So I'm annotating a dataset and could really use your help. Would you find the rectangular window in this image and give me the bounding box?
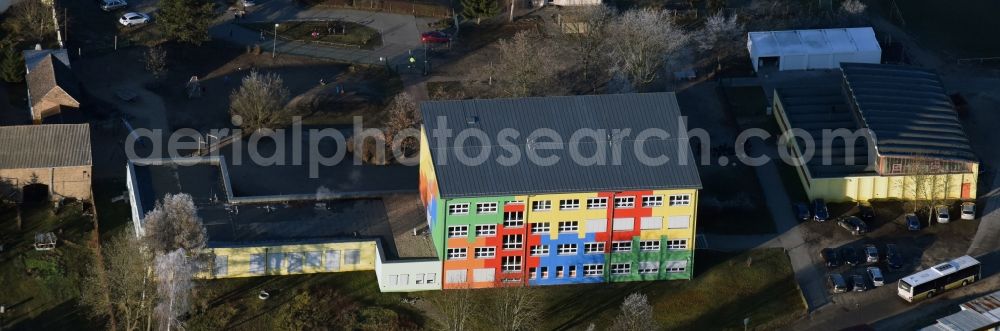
[642,195,664,207]
[585,219,607,233]
[669,194,691,206]
[473,268,495,282]
[530,245,549,256]
[448,225,469,238]
[474,247,496,258]
[639,240,660,252]
[665,260,688,273]
[587,197,608,209]
[532,200,552,211]
[639,262,659,274]
[529,267,537,279]
[560,199,580,210]
[287,252,304,273]
[611,263,631,275]
[569,265,577,278]
[540,267,549,279]
[415,273,425,284]
[477,202,498,214]
[503,212,524,228]
[556,266,564,278]
[668,216,690,229]
[584,242,605,254]
[612,241,632,252]
[476,224,497,236]
[531,222,550,234]
[249,254,265,275]
[449,203,470,215]
[426,273,436,284]
[398,274,409,285]
[557,244,578,255]
[640,217,663,230]
[388,275,398,285]
[666,239,688,250]
[614,196,635,208]
[502,256,522,272]
[613,218,634,231]
[344,250,361,265]
[447,248,468,260]
[558,221,579,232]
[213,255,228,277]
[325,250,341,271]
[507,200,525,205]
[268,252,283,272]
[583,264,604,277]
[305,251,322,269]
[503,235,523,250]
[446,269,467,283]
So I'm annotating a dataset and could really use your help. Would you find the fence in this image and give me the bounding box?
[315,0,452,18]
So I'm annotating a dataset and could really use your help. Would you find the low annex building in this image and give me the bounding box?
[419,93,702,289]
[23,48,81,124]
[747,27,881,72]
[772,63,978,202]
[0,124,92,202]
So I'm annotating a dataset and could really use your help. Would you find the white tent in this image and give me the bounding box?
[747,27,881,72]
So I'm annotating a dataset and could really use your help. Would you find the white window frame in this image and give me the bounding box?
[503,234,523,250]
[640,217,663,230]
[669,194,691,206]
[558,221,579,233]
[557,244,578,255]
[449,203,470,215]
[612,241,632,252]
[446,269,467,283]
[531,222,550,234]
[503,212,525,228]
[474,247,496,259]
[642,195,664,207]
[665,260,688,273]
[559,199,580,210]
[584,242,605,254]
[502,256,522,273]
[583,264,604,277]
[666,239,688,250]
[611,263,631,275]
[447,248,467,260]
[532,200,552,211]
[639,240,660,252]
[475,224,497,236]
[586,197,608,209]
[614,196,635,208]
[530,245,549,256]
[639,261,659,274]
[447,225,468,238]
[477,202,498,214]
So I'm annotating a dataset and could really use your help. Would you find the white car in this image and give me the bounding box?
[867,267,884,287]
[242,0,256,6]
[119,12,150,26]
[961,202,976,220]
[936,205,950,224]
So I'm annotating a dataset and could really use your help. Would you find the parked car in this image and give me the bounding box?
[822,248,842,268]
[962,202,976,220]
[795,203,811,222]
[852,274,868,292]
[100,0,126,11]
[813,199,830,222]
[119,12,150,26]
[828,273,848,293]
[936,205,951,223]
[886,244,903,269]
[838,216,869,235]
[420,31,451,44]
[867,267,885,287]
[241,0,256,6]
[906,213,921,231]
[858,204,875,222]
[841,246,860,266]
[863,244,879,263]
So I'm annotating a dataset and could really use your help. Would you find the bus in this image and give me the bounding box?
[898,255,981,302]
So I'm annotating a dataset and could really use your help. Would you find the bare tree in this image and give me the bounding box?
[154,249,196,331]
[229,70,291,133]
[487,31,562,98]
[80,228,158,331]
[428,286,474,331]
[610,293,658,331]
[479,283,541,331]
[142,193,207,255]
[559,5,616,92]
[145,45,168,80]
[2,0,54,42]
[840,0,867,15]
[606,8,690,90]
[698,13,744,60]
[384,92,421,153]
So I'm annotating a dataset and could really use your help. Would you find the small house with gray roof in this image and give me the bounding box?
[23,48,81,124]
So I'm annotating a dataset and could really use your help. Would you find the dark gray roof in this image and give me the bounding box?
[420,93,702,198]
[0,124,92,169]
[25,53,81,108]
[841,63,976,162]
[776,85,877,178]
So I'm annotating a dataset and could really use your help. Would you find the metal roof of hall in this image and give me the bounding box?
[420,93,702,199]
[840,63,976,162]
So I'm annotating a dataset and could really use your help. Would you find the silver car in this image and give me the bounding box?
[100,0,126,11]
[936,205,950,224]
[962,202,976,220]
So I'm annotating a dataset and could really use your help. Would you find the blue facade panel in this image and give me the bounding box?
[529,232,607,286]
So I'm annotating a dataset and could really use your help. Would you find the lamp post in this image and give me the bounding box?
[272,23,279,58]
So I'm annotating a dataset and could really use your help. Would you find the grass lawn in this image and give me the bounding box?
[242,21,382,50]
[0,201,99,330]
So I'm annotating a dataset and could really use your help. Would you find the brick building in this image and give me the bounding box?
[0,124,92,202]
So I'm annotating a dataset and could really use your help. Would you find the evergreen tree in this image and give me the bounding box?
[0,41,25,83]
[156,0,215,45]
[461,0,499,24]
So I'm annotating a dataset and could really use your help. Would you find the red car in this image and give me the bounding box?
[421,31,450,44]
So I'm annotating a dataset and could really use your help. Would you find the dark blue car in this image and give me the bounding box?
[906,213,921,231]
[813,199,829,222]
